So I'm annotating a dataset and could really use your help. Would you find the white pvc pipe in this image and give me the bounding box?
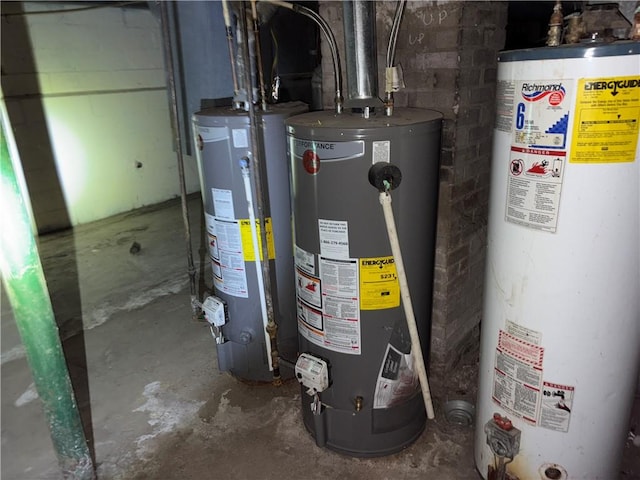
[379,191,435,419]
[240,159,274,371]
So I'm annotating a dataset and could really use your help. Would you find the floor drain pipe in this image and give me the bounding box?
[369,163,436,420]
[0,105,95,479]
[240,157,274,373]
[159,2,198,317]
[239,3,281,383]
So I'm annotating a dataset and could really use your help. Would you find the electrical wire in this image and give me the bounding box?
[270,28,279,83]
[386,0,406,68]
[2,1,144,17]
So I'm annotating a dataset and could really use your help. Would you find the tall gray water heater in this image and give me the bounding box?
[193,101,307,382]
[287,108,442,456]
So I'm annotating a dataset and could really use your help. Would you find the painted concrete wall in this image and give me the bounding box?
[1,2,202,232]
[319,0,508,378]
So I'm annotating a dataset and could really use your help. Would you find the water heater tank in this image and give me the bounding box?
[193,101,307,382]
[475,42,640,479]
[287,108,442,456]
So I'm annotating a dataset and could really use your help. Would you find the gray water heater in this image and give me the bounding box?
[287,108,442,456]
[193,101,307,382]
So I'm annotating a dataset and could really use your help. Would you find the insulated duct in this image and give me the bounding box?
[342,0,383,111]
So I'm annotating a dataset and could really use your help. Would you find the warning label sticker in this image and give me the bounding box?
[239,218,275,261]
[297,256,361,355]
[205,213,248,298]
[318,257,360,355]
[373,344,418,409]
[498,330,544,368]
[505,147,566,233]
[492,330,544,424]
[570,76,639,163]
[359,256,400,310]
[505,79,572,233]
[540,381,575,433]
[295,245,315,275]
[298,300,323,332]
[296,268,321,309]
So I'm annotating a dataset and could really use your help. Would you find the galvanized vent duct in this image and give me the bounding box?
[342,0,383,112]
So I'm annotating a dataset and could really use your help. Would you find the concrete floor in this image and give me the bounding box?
[2,195,639,479]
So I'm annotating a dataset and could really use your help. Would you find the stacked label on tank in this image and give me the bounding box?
[205,212,248,298]
[295,244,361,355]
[504,79,570,233]
[492,329,544,424]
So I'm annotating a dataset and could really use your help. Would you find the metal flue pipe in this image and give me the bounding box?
[342,0,383,112]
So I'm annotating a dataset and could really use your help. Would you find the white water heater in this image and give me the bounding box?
[475,41,640,479]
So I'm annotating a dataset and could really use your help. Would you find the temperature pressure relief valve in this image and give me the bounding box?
[295,353,330,395]
[368,162,402,192]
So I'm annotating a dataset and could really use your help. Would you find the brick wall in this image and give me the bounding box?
[319,1,507,381]
[1,2,201,231]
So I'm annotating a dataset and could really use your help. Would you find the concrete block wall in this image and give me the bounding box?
[1,2,200,232]
[319,1,507,380]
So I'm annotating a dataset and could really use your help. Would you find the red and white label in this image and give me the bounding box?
[498,330,544,368]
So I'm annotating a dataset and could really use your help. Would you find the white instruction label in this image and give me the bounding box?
[212,188,235,220]
[492,330,544,424]
[295,245,315,275]
[539,381,574,433]
[297,256,361,355]
[232,128,248,148]
[318,219,349,259]
[372,141,391,164]
[495,80,516,133]
[505,78,571,233]
[373,344,418,409]
[505,148,565,233]
[505,319,542,345]
[206,215,248,298]
[296,268,321,309]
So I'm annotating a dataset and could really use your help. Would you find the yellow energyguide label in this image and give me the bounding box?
[570,76,639,163]
[240,217,275,261]
[359,256,400,310]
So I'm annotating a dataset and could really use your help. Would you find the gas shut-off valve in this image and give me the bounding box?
[485,413,521,458]
[202,295,228,344]
[295,353,330,395]
[485,413,521,478]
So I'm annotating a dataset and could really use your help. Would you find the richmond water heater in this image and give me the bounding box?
[475,42,640,479]
[287,108,442,456]
[193,101,307,382]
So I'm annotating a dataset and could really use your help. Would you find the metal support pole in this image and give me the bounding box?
[239,2,281,383]
[0,109,95,479]
[159,2,198,316]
